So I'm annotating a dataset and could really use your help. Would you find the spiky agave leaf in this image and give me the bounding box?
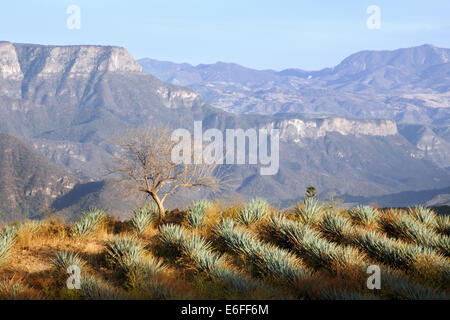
[268,215,365,273]
[259,244,309,284]
[161,223,265,295]
[0,278,27,299]
[158,224,189,249]
[348,206,379,226]
[407,206,438,228]
[180,233,226,275]
[318,213,355,244]
[319,214,448,281]
[182,234,214,253]
[140,256,166,276]
[212,266,271,295]
[71,207,107,238]
[105,235,145,273]
[214,218,261,258]
[266,214,300,246]
[237,198,268,226]
[186,200,211,228]
[124,255,167,290]
[435,215,450,236]
[0,226,18,268]
[293,226,364,272]
[383,271,449,300]
[140,278,175,300]
[354,231,432,270]
[129,203,158,235]
[18,220,43,236]
[380,212,450,256]
[295,197,323,224]
[80,276,126,300]
[185,246,225,274]
[51,251,86,275]
[214,219,310,284]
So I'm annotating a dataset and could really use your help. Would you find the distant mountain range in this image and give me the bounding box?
[0,41,449,221]
[139,44,450,125]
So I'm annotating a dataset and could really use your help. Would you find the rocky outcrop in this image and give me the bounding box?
[0,42,203,109]
[12,43,142,76]
[0,42,23,80]
[264,118,398,143]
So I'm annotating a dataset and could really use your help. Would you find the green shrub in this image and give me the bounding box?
[318,213,355,244]
[268,215,365,273]
[295,198,323,224]
[71,208,106,238]
[105,235,145,273]
[80,276,125,300]
[237,198,268,226]
[354,231,430,270]
[125,255,166,290]
[435,215,450,236]
[380,213,450,256]
[0,227,18,268]
[348,206,379,226]
[407,206,437,228]
[186,200,211,228]
[383,271,449,300]
[129,203,158,235]
[319,214,449,281]
[158,224,188,251]
[51,251,86,275]
[214,219,310,285]
[159,223,265,295]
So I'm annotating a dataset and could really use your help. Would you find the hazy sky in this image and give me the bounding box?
[1,0,450,70]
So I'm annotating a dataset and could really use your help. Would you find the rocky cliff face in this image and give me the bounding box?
[0,42,206,137]
[265,118,398,143]
[14,42,141,75]
[399,124,450,169]
[0,42,22,80]
[0,42,143,98]
[0,42,201,112]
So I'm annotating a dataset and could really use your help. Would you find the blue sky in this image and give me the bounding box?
[1,0,450,70]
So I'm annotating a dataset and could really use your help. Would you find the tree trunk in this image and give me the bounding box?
[150,192,165,223]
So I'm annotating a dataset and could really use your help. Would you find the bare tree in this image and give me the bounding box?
[111,127,224,222]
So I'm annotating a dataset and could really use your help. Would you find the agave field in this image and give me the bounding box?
[0,200,448,300]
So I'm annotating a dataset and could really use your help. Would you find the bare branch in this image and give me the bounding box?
[109,126,228,222]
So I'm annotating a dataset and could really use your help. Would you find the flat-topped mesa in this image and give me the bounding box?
[0,42,142,79]
[265,117,398,142]
[16,43,142,75]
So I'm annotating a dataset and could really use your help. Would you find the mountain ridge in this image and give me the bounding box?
[138,44,450,124]
[0,42,449,221]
